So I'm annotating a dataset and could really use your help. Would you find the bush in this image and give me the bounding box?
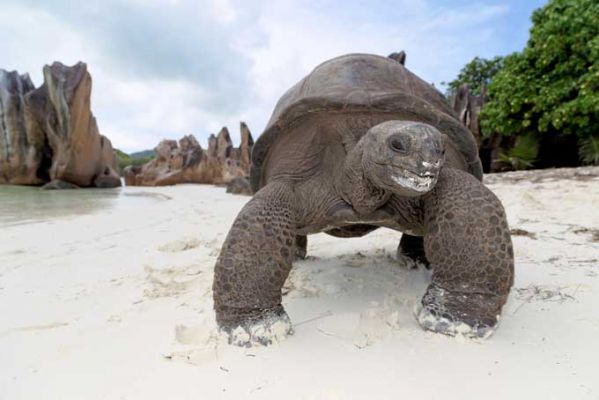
[579,136,599,165]
[497,134,539,170]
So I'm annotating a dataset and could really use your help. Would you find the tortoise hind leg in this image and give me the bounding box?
[397,234,430,269]
[295,235,308,260]
[213,181,299,346]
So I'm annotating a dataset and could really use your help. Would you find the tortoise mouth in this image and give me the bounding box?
[390,168,438,192]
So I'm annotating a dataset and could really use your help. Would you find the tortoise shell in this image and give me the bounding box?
[250,53,482,192]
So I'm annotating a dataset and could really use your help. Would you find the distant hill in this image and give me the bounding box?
[114,149,156,175]
[130,149,155,159]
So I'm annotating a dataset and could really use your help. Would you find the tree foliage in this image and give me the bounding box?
[444,56,504,96]
[115,149,154,174]
[481,0,599,141]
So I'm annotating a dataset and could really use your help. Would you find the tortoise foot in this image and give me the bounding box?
[218,307,293,347]
[295,246,307,261]
[416,306,496,339]
[396,252,429,270]
[415,283,500,339]
[397,235,430,269]
[295,235,308,260]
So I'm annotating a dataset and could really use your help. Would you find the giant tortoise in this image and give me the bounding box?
[213,53,514,346]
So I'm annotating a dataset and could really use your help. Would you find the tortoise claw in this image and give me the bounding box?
[218,308,293,347]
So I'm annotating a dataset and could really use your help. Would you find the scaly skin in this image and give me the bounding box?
[419,168,514,337]
[213,121,514,346]
[213,181,297,345]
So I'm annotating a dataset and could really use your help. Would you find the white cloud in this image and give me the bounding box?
[238,0,510,134]
[0,4,97,85]
[0,0,513,152]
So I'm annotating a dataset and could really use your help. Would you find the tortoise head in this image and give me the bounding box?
[361,121,445,197]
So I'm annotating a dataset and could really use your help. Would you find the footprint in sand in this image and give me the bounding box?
[143,264,203,298]
[162,323,224,366]
[158,238,201,253]
[174,323,218,345]
[1,322,69,336]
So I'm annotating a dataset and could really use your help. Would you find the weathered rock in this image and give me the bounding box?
[0,70,41,184]
[216,127,233,161]
[451,83,501,173]
[452,84,484,145]
[207,134,218,158]
[41,180,80,190]
[226,176,252,195]
[123,165,142,186]
[125,124,254,187]
[93,134,121,187]
[0,62,121,188]
[239,122,254,170]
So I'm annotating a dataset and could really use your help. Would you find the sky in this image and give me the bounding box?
[0,0,547,153]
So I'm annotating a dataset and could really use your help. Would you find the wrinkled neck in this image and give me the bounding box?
[338,141,390,214]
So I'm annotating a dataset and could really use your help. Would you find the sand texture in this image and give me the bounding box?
[1,167,598,399]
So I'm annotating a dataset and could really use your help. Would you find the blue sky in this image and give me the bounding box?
[0,0,547,152]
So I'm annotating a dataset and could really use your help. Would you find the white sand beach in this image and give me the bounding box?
[1,167,598,400]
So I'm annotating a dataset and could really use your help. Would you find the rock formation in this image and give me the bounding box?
[226,177,252,195]
[239,122,254,171]
[124,122,254,187]
[0,62,121,188]
[451,83,502,173]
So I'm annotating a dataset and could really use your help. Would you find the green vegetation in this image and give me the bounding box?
[115,149,155,174]
[497,134,539,170]
[130,149,156,159]
[579,136,599,165]
[115,149,131,172]
[480,0,599,158]
[444,56,504,97]
[444,0,599,170]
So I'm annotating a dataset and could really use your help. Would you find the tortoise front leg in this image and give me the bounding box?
[418,169,514,338]
[213,181,298,346]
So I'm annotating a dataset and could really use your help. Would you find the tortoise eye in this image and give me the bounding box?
[389,137,407,153]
